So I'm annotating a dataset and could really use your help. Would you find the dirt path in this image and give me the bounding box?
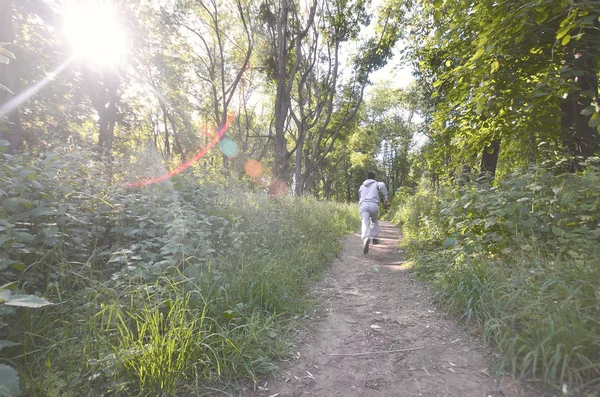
[247,222,533,397]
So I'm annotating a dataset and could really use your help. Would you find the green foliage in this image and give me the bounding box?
[0,147,359,396]
[392,187,445,246]
[391,165,600,390]
[0,364,20,397]
[410,0,600,178]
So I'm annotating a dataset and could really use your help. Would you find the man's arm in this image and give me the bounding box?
[378,182,390,206]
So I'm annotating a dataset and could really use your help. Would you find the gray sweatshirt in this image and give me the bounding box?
[358,179,388,205]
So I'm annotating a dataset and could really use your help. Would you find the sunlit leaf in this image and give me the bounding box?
[589,113,600,128]
[0,291,52,308]
[490,60,499,73]
[222,309,237,320]
[0,83,14,95]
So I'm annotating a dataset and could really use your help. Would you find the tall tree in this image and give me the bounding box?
[366,83,417,194]
[410,0,600,179]
[559,1,600,171]
[167,0,253,167]
[0,0,24,153]
[290,0,371,195]
[259,0,318,182]
[86,67,120,157]
[260,0,408,189]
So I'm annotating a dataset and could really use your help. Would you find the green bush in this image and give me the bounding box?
[0,147,359,396]
[393,188,446,246]
[391,165,600,391]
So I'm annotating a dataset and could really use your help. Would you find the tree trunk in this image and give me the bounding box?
[273,72,291,181]
[161,104,170,158]
[479,139,501,180]
[347,168,352,202]
[0,0,24,153]
[561,20,599,171]
[98,88,118,157]
[91,69,120,158]
[294,126,306,196]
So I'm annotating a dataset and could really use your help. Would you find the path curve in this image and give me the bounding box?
[248,222,531,397]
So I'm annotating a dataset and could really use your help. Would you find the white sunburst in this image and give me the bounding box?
[64,0,128,67]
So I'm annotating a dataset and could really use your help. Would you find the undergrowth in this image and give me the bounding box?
[391,164,600,395]
[0,148,359,396]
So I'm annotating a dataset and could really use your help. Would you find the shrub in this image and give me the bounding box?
[390,164,600,391]
[0,147,359,396]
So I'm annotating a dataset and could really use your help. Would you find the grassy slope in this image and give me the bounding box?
[390,167,600,394]
[1,150,360,396]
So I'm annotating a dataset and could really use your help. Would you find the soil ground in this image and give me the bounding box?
[245,221,536,397]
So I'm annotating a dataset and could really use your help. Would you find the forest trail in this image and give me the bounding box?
[247,221,533,397]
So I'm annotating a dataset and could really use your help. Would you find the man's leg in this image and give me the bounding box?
[359,204,371,254]
[370,204,380,244]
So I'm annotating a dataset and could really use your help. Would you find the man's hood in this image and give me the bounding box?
[362,179,376,187]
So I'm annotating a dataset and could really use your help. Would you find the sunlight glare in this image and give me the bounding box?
[64,1,128,67]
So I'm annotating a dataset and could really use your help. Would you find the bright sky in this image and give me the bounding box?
[370,60,414,89]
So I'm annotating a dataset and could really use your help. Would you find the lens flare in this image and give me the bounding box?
[64,0,128,67]
[268,179,288,197]
[244,159,264,178]
[0,55,76,118]
[220,137,239,157]
[125,113,235,188]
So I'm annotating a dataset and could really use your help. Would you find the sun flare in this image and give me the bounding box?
[64,1,128,67]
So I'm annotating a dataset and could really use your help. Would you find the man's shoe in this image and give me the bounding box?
[372,238,379,245]
[363,238,370,254]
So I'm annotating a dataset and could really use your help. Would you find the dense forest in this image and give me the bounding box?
[1,0,599,395]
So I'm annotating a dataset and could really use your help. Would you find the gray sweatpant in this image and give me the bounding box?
[359,202,379,240]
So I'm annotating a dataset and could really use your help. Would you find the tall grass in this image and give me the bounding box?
[392,166,600,393]
[1,149,360,396]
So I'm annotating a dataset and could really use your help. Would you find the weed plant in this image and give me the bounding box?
[0,148,359,396]
[392,165,600,393]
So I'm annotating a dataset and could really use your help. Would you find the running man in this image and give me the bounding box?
[358,171,389,254]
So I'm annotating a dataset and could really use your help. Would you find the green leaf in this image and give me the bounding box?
[14,232,35,244]
[470,48,485,62]
[221,309,237,320]
[484,218,498,229]
[2,198,34,211]
[589,113,600,128]
[0,364,20,396]
[31,207,55,218]
[556,26,570,40]
[535,10,548,25]
[490,60,499,73]
[0,291,52,308]
[561,34,571,46]
[443,237,457,248]
[0,340,20,351]
[0,260,21,272]
[580,105,595,117]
